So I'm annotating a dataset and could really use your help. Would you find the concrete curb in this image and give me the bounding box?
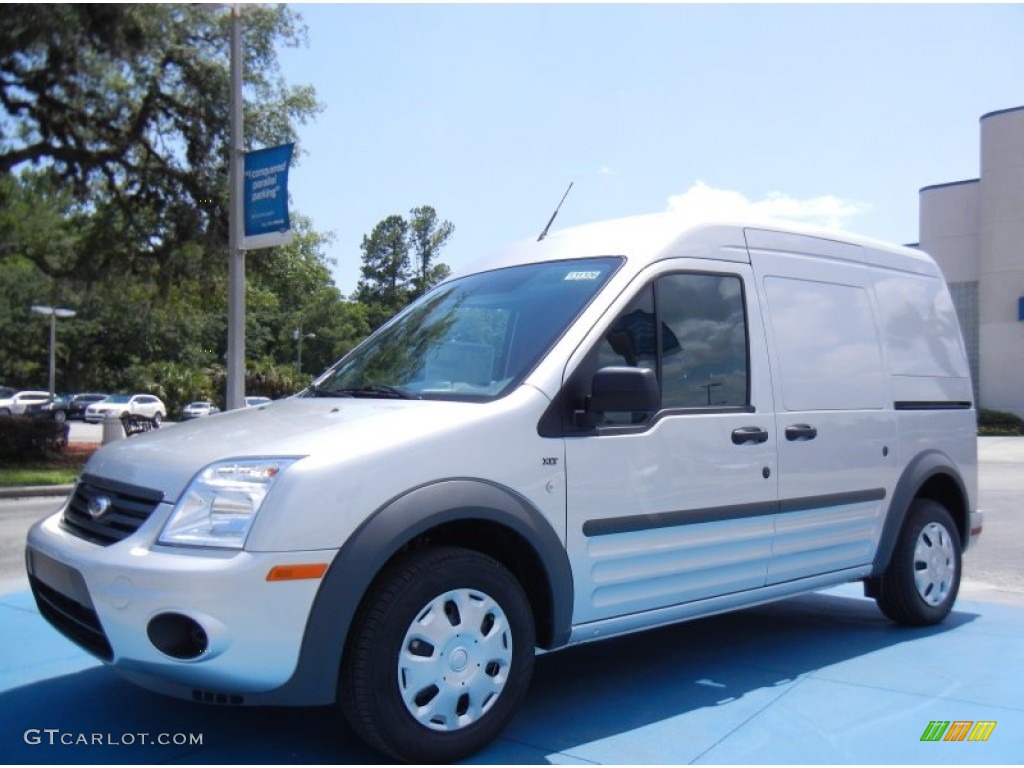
[0,485,73,500]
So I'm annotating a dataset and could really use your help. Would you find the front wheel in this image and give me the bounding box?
[340,546,535,763]
[152,411,163,427]
[874,499,961,626]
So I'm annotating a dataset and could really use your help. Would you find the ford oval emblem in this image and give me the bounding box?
[88,496,112,520]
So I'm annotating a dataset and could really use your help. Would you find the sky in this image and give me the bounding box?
[272,2,1024,295]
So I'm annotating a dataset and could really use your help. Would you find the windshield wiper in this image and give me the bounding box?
[306,383,353,398]
[333,385,422,400]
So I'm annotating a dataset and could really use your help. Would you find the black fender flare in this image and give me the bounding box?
[256,478,572,706]
[871,449,969,576]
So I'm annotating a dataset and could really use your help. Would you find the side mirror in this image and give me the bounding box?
[588,366,660,415]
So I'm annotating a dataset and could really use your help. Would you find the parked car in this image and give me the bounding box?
[67,393,109,421]
[27,215,980,763]
[0,390,51,417]
[181,401,221,420]
[244,396,272,408]
[23,394,71,424]
[84,394,166,426]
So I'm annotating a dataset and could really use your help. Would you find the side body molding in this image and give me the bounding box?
[871,449,970,575]
[257,478,573,706]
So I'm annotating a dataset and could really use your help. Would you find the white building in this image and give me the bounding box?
[916,106,1024,418]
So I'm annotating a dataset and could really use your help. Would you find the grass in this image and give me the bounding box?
[0,443,99,487]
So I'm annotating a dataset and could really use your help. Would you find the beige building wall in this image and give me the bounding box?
[918,106,1024,418]
[919,180,981,396]
[978,108,1024,416]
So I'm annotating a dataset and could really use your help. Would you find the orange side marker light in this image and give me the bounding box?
[266,563,328,582]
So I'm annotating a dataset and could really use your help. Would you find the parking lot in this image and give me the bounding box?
[0,439,1021,763]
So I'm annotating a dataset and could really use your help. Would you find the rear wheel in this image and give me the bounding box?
[875,499,961,626]
[340,546,535,763]
[152,411,163,427]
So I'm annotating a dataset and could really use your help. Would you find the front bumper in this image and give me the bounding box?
[26,501,336,704]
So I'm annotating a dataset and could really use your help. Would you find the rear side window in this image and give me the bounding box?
[763,276,885,410]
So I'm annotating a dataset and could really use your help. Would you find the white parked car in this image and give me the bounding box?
[181,401,221,420]
[0,389,51,417]
[27,215,980,763]
[84,394,167,426]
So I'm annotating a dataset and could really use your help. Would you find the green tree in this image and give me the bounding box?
[1,3,320,291]
[354,215,412,330]
[409,205,454,299]
[0,3,340,402]
[248,215,370,380]
[354,207,454,330]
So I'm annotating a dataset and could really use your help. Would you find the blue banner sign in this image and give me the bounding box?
[243,143,294,249]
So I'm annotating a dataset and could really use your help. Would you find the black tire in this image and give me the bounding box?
[152,411,163,427]
[340,546,535,764]
[53,409,66,424]
[875,499,961,626]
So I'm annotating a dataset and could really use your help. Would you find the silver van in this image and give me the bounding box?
[27,214,981,762]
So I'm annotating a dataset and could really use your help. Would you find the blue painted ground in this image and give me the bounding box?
[2,579,1021,764]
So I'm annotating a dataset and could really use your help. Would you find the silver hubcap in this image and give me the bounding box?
[913,521,956,606]
[398,588,513,732]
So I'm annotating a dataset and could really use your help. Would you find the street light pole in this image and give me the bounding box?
[226,2,246,410]
[292,326,315,375]
[30,305,76,397]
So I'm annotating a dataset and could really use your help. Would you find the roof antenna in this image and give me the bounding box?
[537,181,574,241]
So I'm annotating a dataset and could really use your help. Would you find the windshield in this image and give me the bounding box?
[105,395,131,404]
[310,257,622,402]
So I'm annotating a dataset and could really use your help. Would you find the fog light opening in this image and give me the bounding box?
[147,613,209,660]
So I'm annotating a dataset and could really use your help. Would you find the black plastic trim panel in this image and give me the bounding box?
[894,401,972,411]
[584,488,887,537]
[27,561,112,663]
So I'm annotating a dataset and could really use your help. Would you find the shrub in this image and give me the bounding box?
[0,416,70,462]
[977,408,1024,436]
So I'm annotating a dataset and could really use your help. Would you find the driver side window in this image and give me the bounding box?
[592,271,749,425]
[594,285,657,425]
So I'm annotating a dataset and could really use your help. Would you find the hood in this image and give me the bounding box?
[83,397,488,502]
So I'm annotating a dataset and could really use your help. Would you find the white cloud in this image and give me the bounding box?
[666,180,870,230]
[598,166,613,176]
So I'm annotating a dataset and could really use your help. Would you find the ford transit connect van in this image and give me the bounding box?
[26,214,981,762]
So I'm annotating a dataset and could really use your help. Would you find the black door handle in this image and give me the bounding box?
[785,424,818,441]
[732,426,769,445]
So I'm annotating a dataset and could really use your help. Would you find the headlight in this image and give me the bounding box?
[158,458,299,549]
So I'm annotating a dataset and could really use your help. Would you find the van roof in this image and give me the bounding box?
[460,213,939,278]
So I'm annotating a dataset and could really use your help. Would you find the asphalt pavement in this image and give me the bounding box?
[0,438,1022,763]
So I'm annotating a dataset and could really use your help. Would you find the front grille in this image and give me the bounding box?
[62,474,164,546]
[29,574,113,661]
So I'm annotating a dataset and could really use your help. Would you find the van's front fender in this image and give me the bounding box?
[255,478,572,706]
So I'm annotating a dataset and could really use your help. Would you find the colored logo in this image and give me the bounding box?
[920,720,996,742]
